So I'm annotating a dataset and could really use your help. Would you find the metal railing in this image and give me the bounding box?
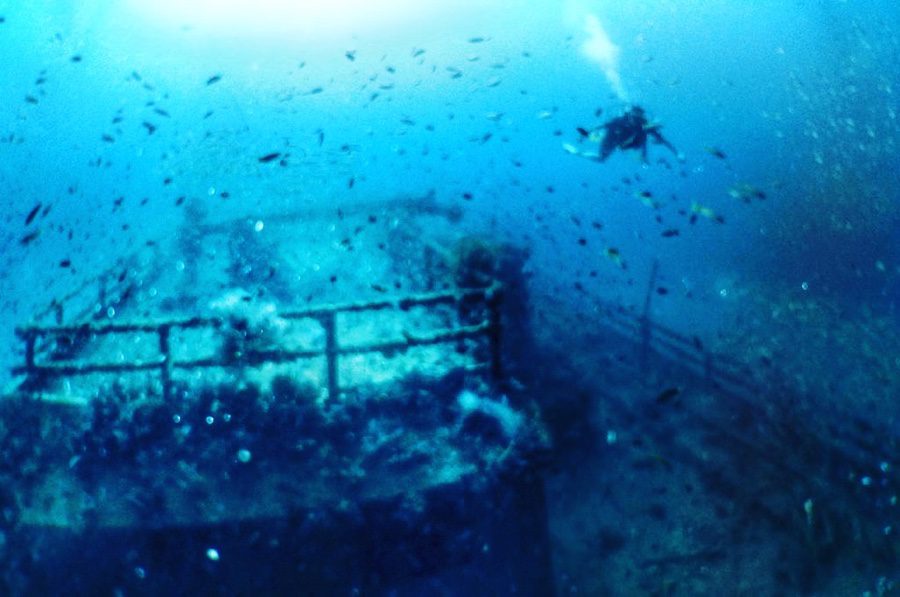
[592,297,764,396]
[31,247,163,328]
[12,284,503,402]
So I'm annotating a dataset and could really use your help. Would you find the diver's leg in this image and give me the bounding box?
[599,138,616,161]
[652,131,678,155]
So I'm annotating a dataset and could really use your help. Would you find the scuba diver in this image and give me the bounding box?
[576,105,678,163]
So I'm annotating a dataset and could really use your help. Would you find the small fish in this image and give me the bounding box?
[728,183,767,203]
[258,152,282,163]
[142,121,157,135]
[101,134,115,143]
[70,54,82,63]
[690,202,724,223]
[411,48,426,58]
[25,95,38,104]
[636,190,661,209]
[206,74,222,86]
[154,108,170,117]
[347,177,355,189]
[604,247,626,269]
[59,259,71,268]
[468,36,489,43]
[705,146,727,159]
[19,229,41,246]
[24,203,42,226]
[576,127,590,138]
[371,283,387,293]
[655,387,681,404]
[345,50,356,61]
[305,87,324,95]
[661,228,680,237]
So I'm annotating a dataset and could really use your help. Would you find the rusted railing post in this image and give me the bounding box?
[638,259,659,372]
[486,288,503,380]
[24,330,36,375]
[704,351,714,388]
[97,276,107,313]
[159,324,172,402]
[321,312,339,400]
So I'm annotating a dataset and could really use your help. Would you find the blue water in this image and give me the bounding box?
[1,1,899,594]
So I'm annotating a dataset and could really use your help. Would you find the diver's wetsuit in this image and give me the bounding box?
[599,106,677,162]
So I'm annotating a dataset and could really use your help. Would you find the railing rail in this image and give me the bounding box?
[31,245,164,329]
[13,284,503,401]
[583,297,764,397]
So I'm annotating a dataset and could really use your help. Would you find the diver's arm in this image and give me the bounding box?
[649,129,678,155]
